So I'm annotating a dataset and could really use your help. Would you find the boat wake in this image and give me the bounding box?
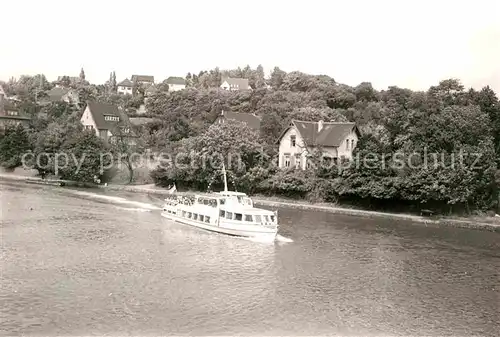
[68,190,161,211]
[241,234,293,244]
[114,206,152,212]
[276,234,294,243]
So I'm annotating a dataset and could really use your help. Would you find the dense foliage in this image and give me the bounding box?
[1,67,499,214]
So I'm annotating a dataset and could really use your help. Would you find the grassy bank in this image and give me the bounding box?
[2,172,499,232]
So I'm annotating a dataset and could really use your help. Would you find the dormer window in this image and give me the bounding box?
[104,115,119,122]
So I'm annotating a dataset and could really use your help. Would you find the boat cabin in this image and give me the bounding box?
[217,191,253,207]
[162,192,275,227]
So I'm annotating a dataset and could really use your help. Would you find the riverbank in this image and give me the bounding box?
[2,172,500,232]
[99,183,500,232]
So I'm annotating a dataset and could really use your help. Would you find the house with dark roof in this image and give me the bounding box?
[277,120,361,169]
[43,87,80,105]
[117,78,134,95]
[164,77,186,92]
[131,75,155,85]
[80,101,136,143]
[214,110,261,130]
[0,88,31,129]
[220,77,250,91]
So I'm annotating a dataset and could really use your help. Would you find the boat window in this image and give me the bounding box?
[209,199,217,207]
[182,211,186,217]
[220,199,225,205]
[199,215,204,222]
[235,213,242,221]
[220,210,225,217]
[244,214,253,222]
[226,212,233,219]
[270,215,275,222]
[205,216,210,223]
[193,213,198,220]
[263,215,269,222]
[254,215,262,223]
[187,212,192,219]
[203,199,209,205]
[237,196,243,203]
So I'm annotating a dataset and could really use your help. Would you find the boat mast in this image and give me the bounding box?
[222,162,228,192]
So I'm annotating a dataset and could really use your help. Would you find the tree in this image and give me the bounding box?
[354,82,379,102]
[0,124,31,170]
[60,76,71,88]
[80,68,86,82]
[151,120,264,191]
[110,128,144,184]
[269,67,286,89]
[473,86,500,164]
[254,64,266,89]
[40,101,76,119]
[58,130,110,182]
[31,117,83,177]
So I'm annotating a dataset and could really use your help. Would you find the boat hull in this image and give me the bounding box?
[161,212,277,240]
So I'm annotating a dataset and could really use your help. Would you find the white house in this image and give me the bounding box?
[277,120,361,170]
[117,78,134,95]
[165,77,186,91]
[80,101,135,143]
[220,77,250,91]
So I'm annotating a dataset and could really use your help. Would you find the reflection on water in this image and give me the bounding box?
[1,180,499,336]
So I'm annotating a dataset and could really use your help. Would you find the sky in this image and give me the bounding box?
[1,0,499,93]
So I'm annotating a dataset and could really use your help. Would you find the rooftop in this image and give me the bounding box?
[165,77,186,85]
[118,78,134,87]
[221,77,250,90]
[85,101,130,133]
[132,75,155,83]
[283,120,360,147]
[218,110,261,130]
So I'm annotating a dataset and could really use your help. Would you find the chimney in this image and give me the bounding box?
[318,120,324,132]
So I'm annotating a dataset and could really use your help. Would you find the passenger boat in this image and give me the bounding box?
[161,165,279,240]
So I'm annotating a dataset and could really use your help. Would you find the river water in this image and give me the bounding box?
[1,180,499,336]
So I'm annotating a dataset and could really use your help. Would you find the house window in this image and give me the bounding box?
[351,139,355,150]
[104,116,119,122]
[346,139,349,150]
[290,135,296,147]
[284,155,290,167]
[294,154,301,169]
